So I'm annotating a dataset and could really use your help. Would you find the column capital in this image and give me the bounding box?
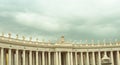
[117,50,119,52]
[75,51,78,53]
[67,51,70,53]
[48,51,51,53]
[42,51,45,52]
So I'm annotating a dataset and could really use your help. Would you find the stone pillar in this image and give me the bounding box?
[56,51,58,65]
[1,48,5,65]
[110,51,114,65]
[45,52,47,65]
[117,51,120,65]
[59,52,61,65]
[29,51,32,65]
[36,51,38,65]
[18,51,22,65]
[86,52,89,65]
[98,51,101,65]
[67,52,70,65]
[48,52,51,65]
[25,52,28,65]
[0,48,1,65]
[42,51,45,65]
[92,52,95,65]
[9,49,11,65]
[75,52,78,65]
[23,50,25,65]
[16,50,19,65]
[70,52,73,65]
[32,52,35,65]
[81,52,83,65]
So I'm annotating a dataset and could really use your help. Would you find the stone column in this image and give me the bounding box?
[32,52,35,65]
[110,51,114,65]
[59,52,61,65]
[48,52,51,65]
[70,52,73,65]
[92,52,95,65]
[16,49,19,65]
[86,52,89,65]
[9,49,11,65]
[45,53,48,65]
[75,52,78,65]
[19,51,22,65]
[0,48,1,65]
[23,50,25,65]
[25,52,28,65]
[56,51,58,65]
[29,51,32,65]
[117,51,120,65]
[81,52,83,65]
[36,51,38,65]
[1,48,4,65]
[98,51,101,65]
[67,52,70,65]
[42,51,45,65]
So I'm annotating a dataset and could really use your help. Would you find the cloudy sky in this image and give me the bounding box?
[0,0,120,42]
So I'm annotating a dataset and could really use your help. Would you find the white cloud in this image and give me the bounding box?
[1,0,120,41]
[14,12,70,32]
[35,0,120,18]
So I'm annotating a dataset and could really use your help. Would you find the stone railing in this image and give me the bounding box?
[0,33,120,48]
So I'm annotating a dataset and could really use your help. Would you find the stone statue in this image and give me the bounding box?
[8,33,11,38]
[16,34,18,39]
[36,38,38,42]
[29,37,32,41]
[60,35,65,43]
[22,36,25,40]
[2,32,4,37]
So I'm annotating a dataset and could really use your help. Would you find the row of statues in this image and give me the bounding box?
[0,32,119,44]
[1,32,39,42]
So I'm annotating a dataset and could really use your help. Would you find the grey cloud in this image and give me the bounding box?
[0,0,120,42]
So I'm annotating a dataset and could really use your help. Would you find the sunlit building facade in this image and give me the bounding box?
[0,33,120,65]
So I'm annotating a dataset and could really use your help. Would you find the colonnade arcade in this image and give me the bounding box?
[0,33,120,65]
[0,48,120,65]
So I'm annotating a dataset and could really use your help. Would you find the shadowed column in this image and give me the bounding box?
[110,51,114,65]
[8,49,11,65]
[42,51,45,65]
[36,51,38,65]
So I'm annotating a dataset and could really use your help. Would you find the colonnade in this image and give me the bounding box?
[0,48,120,65]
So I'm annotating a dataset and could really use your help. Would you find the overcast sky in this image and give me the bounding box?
[0,0,120,42]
